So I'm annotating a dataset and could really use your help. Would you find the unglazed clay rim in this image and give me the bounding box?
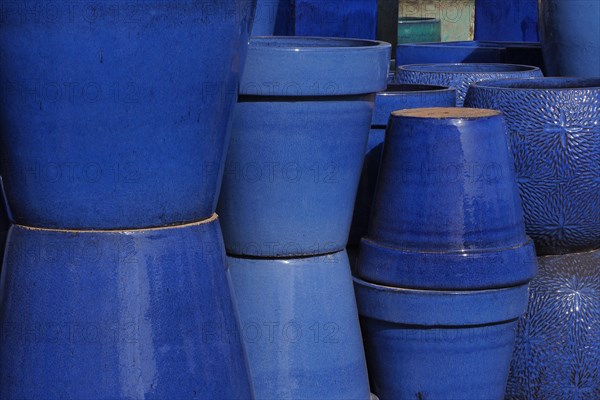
[397,63,541,73]
[469,77,600,91]
[391,106,500,119]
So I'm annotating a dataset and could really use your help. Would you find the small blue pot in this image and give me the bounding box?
[395,63,543,105]
[506,248,600,399]
[348,84,456,247]
[465,78,600,255]
[228,250,370,399]
[0,217,254,399]
[354,277,530,400]
[0,0,256,229]
[218,37,390,257]
[358,108,537,290]
[252,0,280,36]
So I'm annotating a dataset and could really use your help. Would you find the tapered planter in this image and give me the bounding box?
[218,37,390,257]
[539,0,600,77]
[394,63,543,105]
[0,0,256,229]
[396,17,441,44]
[506,249,600,399]
[465,78,600,255]
[357,108,537,290]
[252,0,280,35]
[228,250,370,399]
[355,277,530,400]
[0,216,254,399]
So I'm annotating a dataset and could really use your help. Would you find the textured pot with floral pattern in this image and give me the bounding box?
[465,78,600,255]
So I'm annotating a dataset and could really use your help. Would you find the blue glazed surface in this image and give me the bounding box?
[475,0,539,42]
[252,0,280,36]
[539,0,600,77]
[395,63,543,106]
[0,0,255,229]
[506,249,600,399]
[465,78,600,255]
[228,251,370,399]
[354,277,528,400]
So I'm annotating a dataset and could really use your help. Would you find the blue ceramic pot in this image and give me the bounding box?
[539,0,600,77]
[0,217,254,399]
[0,0,256,229]
[252,0,280,36]
[506,249,600,399]
[348,84,456,247]
[465,78,600,255]
[358,108,537,290]
[395,63,543,106]
[228,250,370,399]
[218,37,390,257]
[475,0,539,42]
[294,0,378,39]
[354,277,530,399]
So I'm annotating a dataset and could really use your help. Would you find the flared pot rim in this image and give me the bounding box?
[379,83,455,95]
[397,63,541,74]
[468,77,600,91]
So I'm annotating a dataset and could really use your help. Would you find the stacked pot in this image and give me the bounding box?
[217,36,390,399]
[0,1,256,398]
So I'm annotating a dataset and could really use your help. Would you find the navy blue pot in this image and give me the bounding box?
[358,108,537,290]
[465,78,600,255]
[348,84,456,247]
[355,277,530,400]
[474,0,539,42]
[395,63,543,106]
[0,0,256,229]
[293,0,378,39]
[506,249,600,399]
[252,0,280,36]
[228,250,370,399]
[218,37,390,257]
[539,0,600,77]
[0,216,253,399]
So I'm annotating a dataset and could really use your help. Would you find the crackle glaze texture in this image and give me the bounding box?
[465,79,600,255]
[506,249,600,399]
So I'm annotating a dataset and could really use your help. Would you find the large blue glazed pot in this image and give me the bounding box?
[218,36,390,257]
[395,63,543,106]
[348,84,456,247]
[538,0,600,77]
[0,0,256,229]
[475,0,539,42]
[465,78,600,255]
[228,250,370,399]
[354,277,530,399]
[358,108,537,290]
[0,216,254,399]
[252,0,280,35]
[506,249,600,399]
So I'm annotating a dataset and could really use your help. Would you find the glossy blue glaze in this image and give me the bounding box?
[228,251,370,399]
[348,84,456,247]
[0,217,254,399]
[465,78,600,255]
[475,0,539,42]
[358,108,537,289]
[539,0,600,77]
[0,0,256,229]
[506,249,600,399]
[218,37,390,257]
[294,0,377,39]
[354,277,529,400]
[252,0,280,36]
[395,63,543,106]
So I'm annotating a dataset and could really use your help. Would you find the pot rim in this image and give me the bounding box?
[379,83,454,95]
[397,40,541,49]
[397,17,441,23]
[249,35,390,52]
[397,63,541,74]
[469,77,600,91]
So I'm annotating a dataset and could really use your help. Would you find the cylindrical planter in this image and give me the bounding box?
[228,250,370,399]
[475,0,539,42]
[539,0,600,77]
[465,78,600,255]
[0,216,254,399]
[0,0,256,229]
[358,108,537,290]
[506,249,600,399]
[397,17,441,44]
[252,0,280,36]
[218,37,390,257]
[354,277,530,400]
[394,63,543,105]
[348,84,456,247]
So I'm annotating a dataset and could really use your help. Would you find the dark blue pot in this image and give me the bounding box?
[228,250,370,399]
[465,78,600,255]
[0,0,255,229]
[294,0,378,39]
[506,249,600,399]
[348,84,456,247]
[358,108,537,290]
[252,0,280,36]
[0,217,254,399]
[354,277,530,399]
[218,37,390,257]
[395,63,543,106]
[539,0,600,77]
[474,0,539,42]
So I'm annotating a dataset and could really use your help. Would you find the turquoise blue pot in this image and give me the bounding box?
[397,17,441,44]
[0,217,254,399]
